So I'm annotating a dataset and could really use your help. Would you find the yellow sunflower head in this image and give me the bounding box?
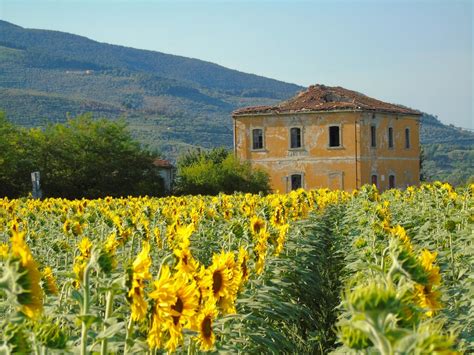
[10,229,43,319]
[237,247,250,286]
[41,266,59,296]
[147,265,177,350]
[0,242,9,259]
[174,247,199,275]
[414,284,441,317]
[250,216,266,236]
[419,249,441,286]
[169,274,199,328]
[196,301,218,351]
[127,241,152,322]
[78,237,92,258]
[160,273,200,352]
[201,252,235,302]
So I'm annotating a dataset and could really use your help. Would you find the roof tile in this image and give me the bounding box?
[233,84,421,116]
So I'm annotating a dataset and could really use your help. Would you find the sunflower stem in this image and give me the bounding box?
[124,316,133,354]
[100,289,114,355]
[187,338,196,355]
[80,262,92,355]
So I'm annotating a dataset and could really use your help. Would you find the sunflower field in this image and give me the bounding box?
[0,183,472,354]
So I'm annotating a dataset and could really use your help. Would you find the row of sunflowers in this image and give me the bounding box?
[333,183,473,353]
[0,183,472,353]
[0,189,348,353]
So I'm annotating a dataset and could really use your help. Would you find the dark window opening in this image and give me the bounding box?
[405,128,410,149]
[371,174,378,187]
[290,127,302,148]
[291,174,302,190]
[252,129,263,150]
[389,175,395,189]
[329,126,340,147]
[370,125,376,147]
[388,127,394,148]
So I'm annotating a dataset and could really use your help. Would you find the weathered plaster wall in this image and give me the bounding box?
[358,113,420,189]
[233,111,420,192]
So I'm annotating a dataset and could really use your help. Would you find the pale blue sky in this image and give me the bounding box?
[1,0,472,128]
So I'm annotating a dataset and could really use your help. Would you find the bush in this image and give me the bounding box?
[175,148,270,195]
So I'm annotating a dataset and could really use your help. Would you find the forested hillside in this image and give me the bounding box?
[0,20,472,184]
[0,20,301,154]
[420,113,473,185]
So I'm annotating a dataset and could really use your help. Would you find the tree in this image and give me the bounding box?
[0,112,36,197]
[174,148,270,195]
[32,114,164,198]
[0,113,165,199]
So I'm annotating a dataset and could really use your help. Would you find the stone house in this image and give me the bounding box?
[232,84,421,192]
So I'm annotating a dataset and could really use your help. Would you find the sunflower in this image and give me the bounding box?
[254,231,269,275]
[237,246,250,288]
[41,266,59,296]
[200,252,239,315]
[390,225,413,251]
[78,237,92,258]
[195,301,218,351]
[127,241,152,322]
[201,252,232,300]
[0,242,8,259]
[419,249,441,286]
[72,237,93,286]
[147,265,178,350]
[162,274,200,352]
[250,216,266,237]
[275,223,289,255]
[10,229,43,319]
[176,223,195,247]
[174,247,199,275]
[414,284,441,317]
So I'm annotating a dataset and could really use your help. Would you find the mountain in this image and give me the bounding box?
[0,20,302,154]
[0,20,472,184]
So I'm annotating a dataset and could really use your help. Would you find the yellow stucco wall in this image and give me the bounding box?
[233,111,420,192]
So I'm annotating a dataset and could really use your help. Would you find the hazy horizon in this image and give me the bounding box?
[0,0,472,129]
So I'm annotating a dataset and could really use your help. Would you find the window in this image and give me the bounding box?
[371,174,378,187]
[370,125,376,148]
[405,128,410,149]
[389,175,395,189]
[290,127,302,149]
[291,174,302,190]
[252,128,263,150]
[388,127,394,148]
[329,125,341,147]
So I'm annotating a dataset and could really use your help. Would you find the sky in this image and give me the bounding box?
[0,0,472,129]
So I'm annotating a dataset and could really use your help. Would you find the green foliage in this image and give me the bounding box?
[174,148,270,195]
[0,112,36,197]
[0,20,472,182]
[420,114,474,185]
[0,20,297,160]
[0,113,164,198]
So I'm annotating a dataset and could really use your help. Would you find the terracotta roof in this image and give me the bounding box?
[153,159,174,168]
[233,84,421,116]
